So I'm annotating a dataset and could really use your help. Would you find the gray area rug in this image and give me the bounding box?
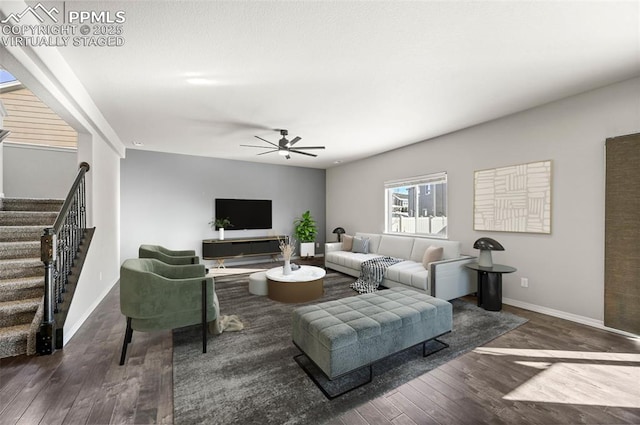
[173,268,528,425]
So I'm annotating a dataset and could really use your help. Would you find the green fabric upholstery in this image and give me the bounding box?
[119,258,217,364]
[139,244,199,265]
[120,258,216,332]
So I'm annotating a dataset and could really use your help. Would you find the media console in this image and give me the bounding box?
[202,235,287,267]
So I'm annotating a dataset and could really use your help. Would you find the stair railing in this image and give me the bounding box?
[37,162,90,354]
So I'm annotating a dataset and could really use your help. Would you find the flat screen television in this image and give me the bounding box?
[214,198,272,230]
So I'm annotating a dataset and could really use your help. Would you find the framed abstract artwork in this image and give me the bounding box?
[474,160,552,234]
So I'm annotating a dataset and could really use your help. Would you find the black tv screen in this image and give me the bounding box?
[214,198,272,230]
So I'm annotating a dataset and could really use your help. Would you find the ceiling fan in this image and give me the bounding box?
[241,129,325,159]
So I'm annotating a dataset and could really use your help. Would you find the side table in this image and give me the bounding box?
[465,262,516,311]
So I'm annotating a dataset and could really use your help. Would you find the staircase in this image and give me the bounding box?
[0,198,63,358]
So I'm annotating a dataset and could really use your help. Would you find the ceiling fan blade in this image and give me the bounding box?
[257,149,279,155]
[288,136,301,146]
[288,146,325,150]
[289,149,317,157]
[254,136,279,148]
[240,144,276,149]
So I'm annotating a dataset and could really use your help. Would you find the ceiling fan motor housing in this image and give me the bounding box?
[279,129,289,148]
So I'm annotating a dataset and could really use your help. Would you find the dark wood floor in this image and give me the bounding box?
[1,270,639,425]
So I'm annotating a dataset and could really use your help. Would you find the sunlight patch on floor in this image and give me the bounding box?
[503,363,640,408]
[472,347,640,408]
[474,347,640,362]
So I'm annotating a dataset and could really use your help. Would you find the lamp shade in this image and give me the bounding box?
[473,238,505,251]
[332,227,346,241]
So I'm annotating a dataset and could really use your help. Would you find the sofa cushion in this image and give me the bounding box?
[384,261,429,290]
[352,237,369,253]
[422,246,444,269]
[325,250,382,269]
[410,238,461,262]
[377,235,415,259]
[342,234,354,251]
[355,233,382,254]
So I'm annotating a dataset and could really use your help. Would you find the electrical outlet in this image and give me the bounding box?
[521,277,528,288]
[316,242,320,248]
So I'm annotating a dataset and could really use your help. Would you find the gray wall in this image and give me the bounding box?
[65,133,122,343]
[326,77,640,324]
[120,149,326,266]
[3,143,77,198]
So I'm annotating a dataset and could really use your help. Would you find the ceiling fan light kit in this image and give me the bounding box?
[240,129,326,160]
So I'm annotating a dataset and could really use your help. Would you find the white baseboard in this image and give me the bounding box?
[503,297,639,339]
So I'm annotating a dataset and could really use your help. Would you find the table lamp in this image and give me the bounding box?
[473,237,504,268]
[332,227,346,242]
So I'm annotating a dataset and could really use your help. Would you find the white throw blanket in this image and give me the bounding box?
[209,293,244,335]
[350,256,402,293]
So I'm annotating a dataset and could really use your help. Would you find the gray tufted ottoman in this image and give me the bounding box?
[292,287,452,398]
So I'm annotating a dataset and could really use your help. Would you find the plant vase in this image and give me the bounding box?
[219,228,225,240]
[283,259,292,275]
[300,242,315,258]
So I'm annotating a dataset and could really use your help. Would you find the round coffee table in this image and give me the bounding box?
[266,265,326,303]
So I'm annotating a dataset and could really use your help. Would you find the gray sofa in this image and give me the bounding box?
[325,232,476,300]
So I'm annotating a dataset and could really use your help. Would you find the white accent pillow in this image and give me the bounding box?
[422,246,444,269]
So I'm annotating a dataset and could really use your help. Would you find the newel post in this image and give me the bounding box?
[37,228,57,355]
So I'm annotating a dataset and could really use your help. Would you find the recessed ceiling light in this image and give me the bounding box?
[132,141,144,147]
[334,160,342,164]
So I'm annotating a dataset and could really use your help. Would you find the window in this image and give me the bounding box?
[385,172,447,238]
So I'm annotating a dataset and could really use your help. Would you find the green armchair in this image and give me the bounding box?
[119,258,217,365]
[139,244,200,265]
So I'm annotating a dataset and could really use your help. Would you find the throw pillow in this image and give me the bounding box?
[422,246,444,269]
[342,234,354,251]
[352,237,370,254]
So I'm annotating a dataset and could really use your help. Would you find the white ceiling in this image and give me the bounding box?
[55,1,640,169]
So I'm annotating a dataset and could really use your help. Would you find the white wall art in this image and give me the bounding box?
[474,160,552,234]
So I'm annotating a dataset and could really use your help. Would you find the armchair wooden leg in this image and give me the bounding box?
[202,280,207,354]
[119,317,133,366]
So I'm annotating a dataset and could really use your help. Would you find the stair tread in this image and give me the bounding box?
[0,225,48,230]
[0,276,44,302]
[0,323,30,338]
[0,211,58,226]
[0,241,40,247]
[0,211,58,216]
[0,297,42,311]
[1,198,63,212]
[0,276,44,286]
[0,210,58,216]
[0,257,42,266]
[0,241,40,260]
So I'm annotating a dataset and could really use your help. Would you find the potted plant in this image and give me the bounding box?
[209,217,233,240]
[294,210,317,258]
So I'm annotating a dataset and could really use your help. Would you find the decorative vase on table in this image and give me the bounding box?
[279,237,295,276]
[219,228,225,240]
[283,259,292,275]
